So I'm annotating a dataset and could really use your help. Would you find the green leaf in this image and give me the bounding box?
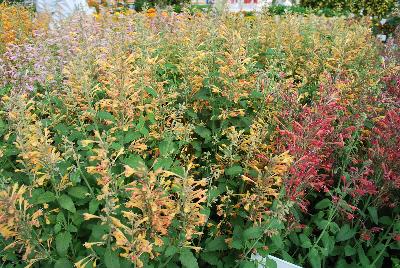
[124,155,147,173]
[264,257,277,268]
[179,249,199,268]
[55,232,71,256]
[89,199,100,214]
[145,87,158,97]
[225,165,243,176]
[67,186,88,199]
[159,140,176,157]
[200,252,221,266]
[336,224,356,242]
[357,246,370,267]
[194,126,212,142]
[105,247,121,268]
[239,260,257,268]
[379,216,392,225]
[243,226,263,240]
[153,157,173,171]
[165,246,178,257]
[97,111,115,122]
[308,248,321,268]
[35,191,56,204]
[271,235,284,249]
[315,198,331,210]
[299,233,312,248]
[54,258,73,268]
[58,194,76,213]
[206,236,228,251]
[367,207,378,225]
[344,245,356,256]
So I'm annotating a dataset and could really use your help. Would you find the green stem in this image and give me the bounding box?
[370,223,394,267]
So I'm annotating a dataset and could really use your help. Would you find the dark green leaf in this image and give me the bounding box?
[105,247,121,268]
[55,232,71,256]
[179,249,198,268]
[35,191,56,204]
[225,165,243,176]
[315,198,331,210]
[243,226,263,240]
[367,207,378,225]
[308,248,321,268]
[165,246,178,257]
[299,233,312,248]
[344,245,356,256]
[336,224,356,242]
[58,194,76,213]
[194,126,212,142]
[67,186,88,199]
[54,258,73,268]
[357,246,370,267]
[206,237,228,251]
[89,199,100,214]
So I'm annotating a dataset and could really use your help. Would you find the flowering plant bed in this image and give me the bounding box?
[0,6,399,268]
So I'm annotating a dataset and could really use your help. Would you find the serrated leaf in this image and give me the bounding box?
[179,249,198,268]
[56,232,71,256]
[200,252,220,266]
[243,226,263,240]
[225,165,243,176]
[58,194,76,213]
[336,224,356,242]
[271,235,283,249]
[206,236,228,251]
[67,186,88,199]
[315,198,331,210]
[165,246,178,257]
[105,247,121,268]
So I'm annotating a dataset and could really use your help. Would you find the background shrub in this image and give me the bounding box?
[300,0,397,17]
